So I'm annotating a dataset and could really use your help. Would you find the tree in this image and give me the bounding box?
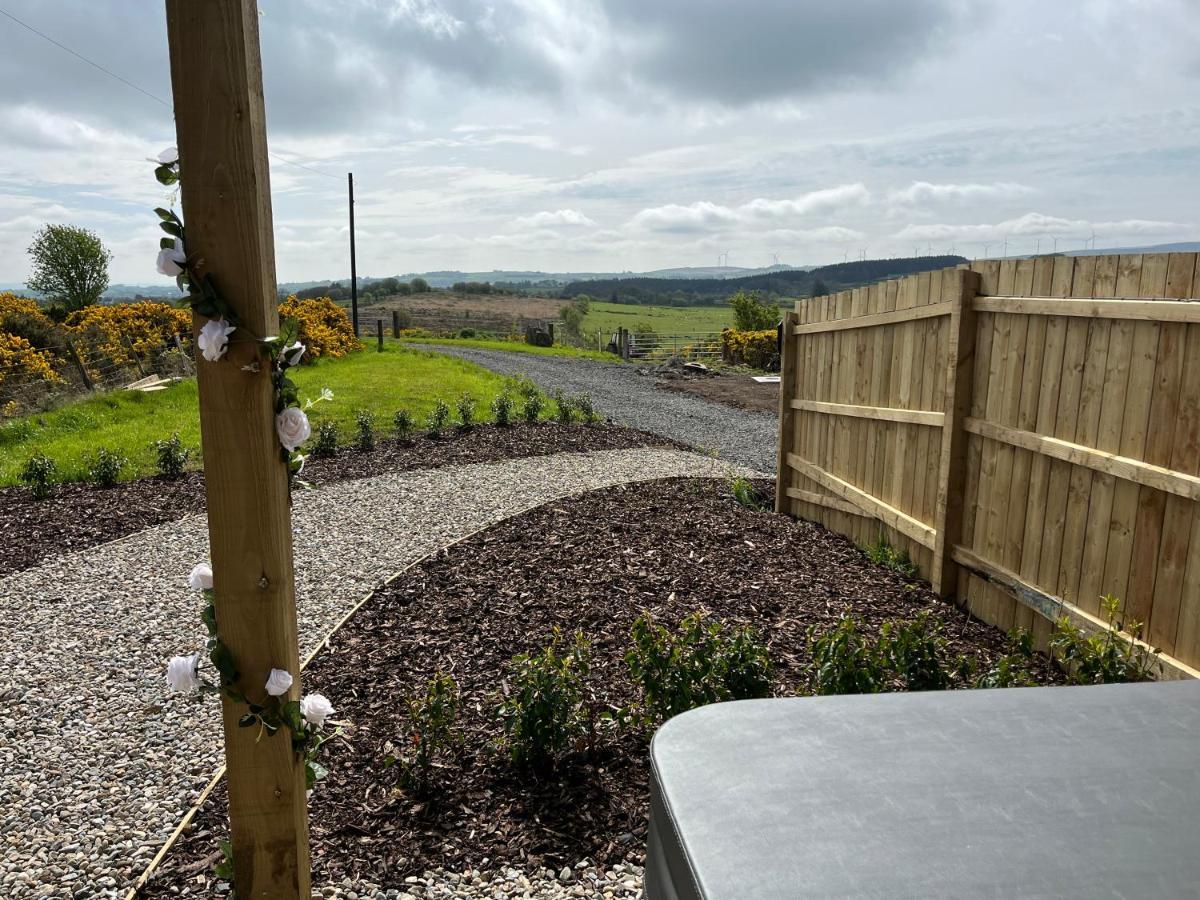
[810,279,830,298]
[26,225,112,312]
[410,277,430,293]
[728,289,780,331]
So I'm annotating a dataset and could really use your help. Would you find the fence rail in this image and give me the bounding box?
[776,253,1200,678]
[625,331,723,362]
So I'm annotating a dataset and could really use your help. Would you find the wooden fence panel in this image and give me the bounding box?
[779,252,1200,678]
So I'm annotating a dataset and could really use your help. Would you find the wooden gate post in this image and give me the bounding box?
[775,311,799,514]
[931,268,980,596]
[392,309,400,337]
[165,2,310,897]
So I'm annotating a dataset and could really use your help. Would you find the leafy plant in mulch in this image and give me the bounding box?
[552,390,574,425]
[353,409,376,452]
[392,409,415,444]
[386,672,460,793]
[876,610,960,691]
[20,452,57,499]
[861,534,919,578]
[730,475,763,511]
[1049,594,1162,684]
[426,400,451,438]
[153,433,191,478]
[520,391,544,424]
[624,612,771,726]
[497,629,591,769]
[312,420,339,457]
[455,393,477,431]
[572,393,602,425]
[807,615,889,695]
[971,628,1038,688]
[491,391,515,427]
[88,448,128,487]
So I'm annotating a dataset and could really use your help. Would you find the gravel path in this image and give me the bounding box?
[0,449,753,899]
[410,345,779,473]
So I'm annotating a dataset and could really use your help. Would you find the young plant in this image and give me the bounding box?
[876,610,956,692]
[497,630,590,769]
[353,409,376,451]
[625,612,771,725]
[862,535,919,579]
[1048,594,1162,684]
[427,399,451,438]
[392,408,415,444]
[491,391,515,427]
[387,672,459,792]
[552,390,574,425]
[731,475,763,511]
[973,628,1038,689]
[807,616,888,695]
[520,391,544,424]
[153,433,191,478]
[312,420,339,457]
[89,448,128,487]
[455,393,477,431]
[571,393,600,424]
[20,452,57,500]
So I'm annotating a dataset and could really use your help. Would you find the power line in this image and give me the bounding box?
[1,4,341,181]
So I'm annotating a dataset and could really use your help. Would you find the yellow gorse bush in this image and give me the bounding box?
[0,292,52,329]
[278,295,359,360]
[721,327,778,370]
[65,301,192,366]
[0,332,62,389]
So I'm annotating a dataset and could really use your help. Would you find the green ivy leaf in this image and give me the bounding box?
[281,700,303,733]
[210,641,238,685]
[159,236,176,250]
[238,713,257,728]
[154,164,179,186]
[160,220,183,238]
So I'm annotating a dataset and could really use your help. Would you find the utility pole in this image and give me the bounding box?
[348,172,358,336]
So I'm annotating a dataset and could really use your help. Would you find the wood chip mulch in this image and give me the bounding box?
[0,423,679,577]
[140,476,1061,896]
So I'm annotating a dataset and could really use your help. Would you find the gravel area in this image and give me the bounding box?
[0,448,751,899]
[409,345,779,473]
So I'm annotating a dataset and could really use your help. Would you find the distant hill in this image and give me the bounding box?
[1066,241,1200,257]
[559,255,968,305]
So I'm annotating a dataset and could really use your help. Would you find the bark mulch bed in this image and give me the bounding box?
[0,423,680,577]
[139,476,1060,896]
[657,371,778,412]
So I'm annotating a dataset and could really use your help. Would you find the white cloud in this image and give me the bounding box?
[895,212,1193,243]
[628,184,870,233]
[513,209,597,228]
[888,181,1035,205]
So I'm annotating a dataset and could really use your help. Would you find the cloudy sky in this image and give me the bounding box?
[1,0,1198,284]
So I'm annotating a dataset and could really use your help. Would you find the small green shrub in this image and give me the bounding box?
[491,392,515,427]
[455,393,477,431]
[1049,594,1161,684]
[972,628,1038,689]
[731,476,763,511]
[312,420,339,457]
[427,400,451,438]
[625,612,771,725]
[520,391,544,424]
[20,453,57,499]
[572,394,600,424]
[354,409,376,451]
[808,616,888,695]
[393,409,415,443]
[387,672,459,792]
[552,390,574,425]
[497,630,590,768]
[877,611,956,692]
[153,433,190,478]
[89,448,127,487]
[862,535,919,579]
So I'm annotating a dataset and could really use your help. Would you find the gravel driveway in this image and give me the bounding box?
[0,448,754,899]
[410,345,779,473]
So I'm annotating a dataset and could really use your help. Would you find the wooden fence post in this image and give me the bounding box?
[931,268,980,596]
[165,1,310,897]
[775,311,799,514]
[392,309,400,337]
[62,336,94,391]
[377,319,384,352]
[122,333,147,377]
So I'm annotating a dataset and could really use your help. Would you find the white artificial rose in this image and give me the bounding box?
[265,668,293,697]
[157,146,179,164]
[275,406,311,452]
[198,318,236,363]
[300,693,334,729]
[166,653,201,693]
[283,341,306,367]
[156,238,187,277]
[187,562,213,591]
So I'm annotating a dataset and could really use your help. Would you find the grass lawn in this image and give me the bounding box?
[395,334,615,361]
[0,345,522,486]
[582,300,736,336]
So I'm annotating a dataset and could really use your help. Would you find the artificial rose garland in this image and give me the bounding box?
[301,693,334,729]
[197,318,236,363]
[275,407,311,453]
[166,653,201,693]
[187,562,214,591]
[265,668,294,697]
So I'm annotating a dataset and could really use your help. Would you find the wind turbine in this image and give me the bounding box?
[982,242,991,259]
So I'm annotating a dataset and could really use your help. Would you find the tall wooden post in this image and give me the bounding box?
[931,268,980,596]
[348,173,359,336]
[165,2,310,897]
[775,311,799,514]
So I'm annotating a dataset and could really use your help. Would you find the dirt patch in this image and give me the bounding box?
[0,424,681,577]
[658,372,779,413]
[138,477,1059,896]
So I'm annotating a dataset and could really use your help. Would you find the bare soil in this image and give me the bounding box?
[138,477,1059,896]
[658,372,779,413]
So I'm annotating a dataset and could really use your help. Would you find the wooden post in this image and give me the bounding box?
[62,335,94,391]
[775,311,799,514]
[165,2,310,897]
[377,319,384,352]
[123,333,147,377]
[348,172,359,336]
[392,309,400,337]
[931,268,981,596]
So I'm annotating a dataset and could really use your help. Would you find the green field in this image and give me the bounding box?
[395,334,614,361]
[582,301,735,337]
[0,345,524,486]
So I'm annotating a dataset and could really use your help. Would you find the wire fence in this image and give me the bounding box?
[625,331,724,363]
